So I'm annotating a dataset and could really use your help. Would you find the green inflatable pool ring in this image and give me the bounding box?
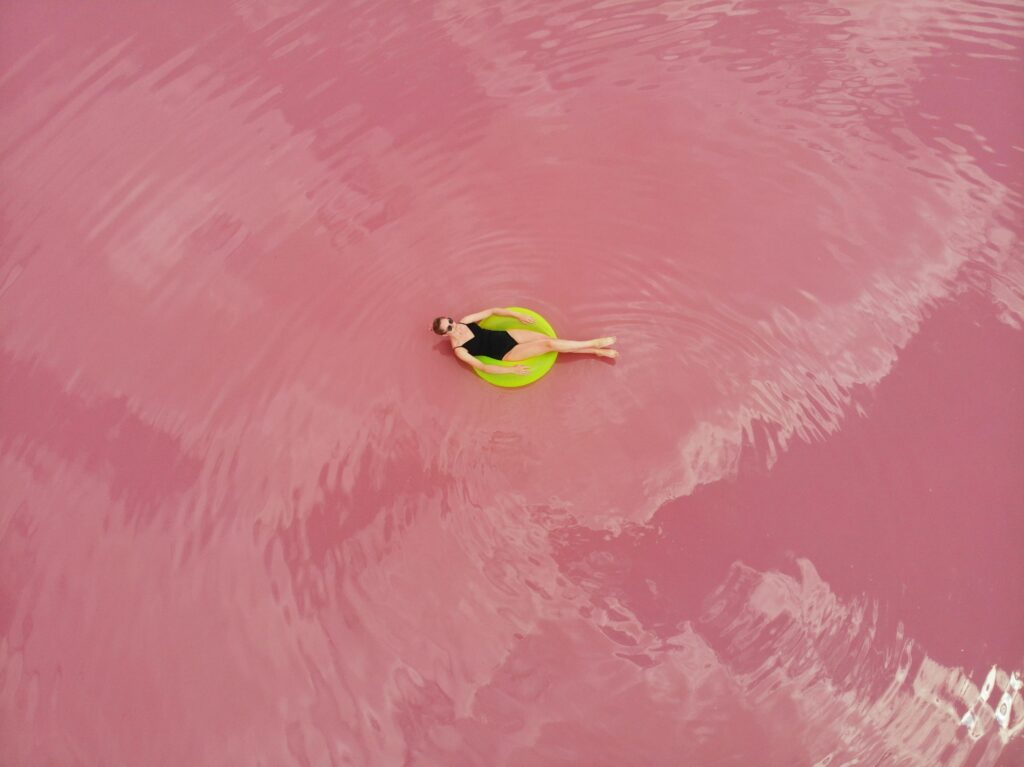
[474,307,558,388]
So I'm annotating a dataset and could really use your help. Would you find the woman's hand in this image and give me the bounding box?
[515,312,536,325]
[484,364,531,375]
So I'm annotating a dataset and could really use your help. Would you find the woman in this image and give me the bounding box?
[432,308,617,376]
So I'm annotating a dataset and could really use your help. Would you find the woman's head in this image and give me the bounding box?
[432,316,455,335]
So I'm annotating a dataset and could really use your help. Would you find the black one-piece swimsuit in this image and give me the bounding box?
[458,322,518,360]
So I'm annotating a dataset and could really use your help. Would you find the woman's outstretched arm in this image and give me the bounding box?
[459,307,535,324]
[454,347,529,375]
[458,308,496,323]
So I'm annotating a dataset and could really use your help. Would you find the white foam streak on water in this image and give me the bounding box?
[698,560,1021,766]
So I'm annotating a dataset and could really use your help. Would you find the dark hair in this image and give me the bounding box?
[432,317,447,335]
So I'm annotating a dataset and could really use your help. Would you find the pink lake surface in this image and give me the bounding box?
[1,1,1023,765]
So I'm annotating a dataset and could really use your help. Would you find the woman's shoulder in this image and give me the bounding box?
[450,324,472,346]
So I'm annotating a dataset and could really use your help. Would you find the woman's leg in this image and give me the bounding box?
[503,336,617,361]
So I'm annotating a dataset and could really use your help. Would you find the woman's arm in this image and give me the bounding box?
[459,308,496,323]
[494,307,535,324]
[454,348,529,375]
[460,307,535,324]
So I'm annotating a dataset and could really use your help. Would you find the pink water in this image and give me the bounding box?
[2,1,1023,765]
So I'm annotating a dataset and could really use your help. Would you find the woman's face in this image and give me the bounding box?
[433,316,456,335]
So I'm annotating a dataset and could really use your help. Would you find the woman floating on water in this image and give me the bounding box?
[432,307,617,377]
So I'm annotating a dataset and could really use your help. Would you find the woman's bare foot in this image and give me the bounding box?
[594,349,618,359]
[593,336,616,348]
